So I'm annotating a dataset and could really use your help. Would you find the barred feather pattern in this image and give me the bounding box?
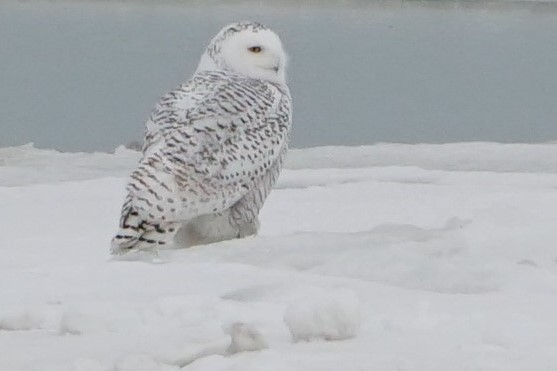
[111,70,292,254]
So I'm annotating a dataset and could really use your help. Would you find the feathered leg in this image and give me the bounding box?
[173,210,259,248]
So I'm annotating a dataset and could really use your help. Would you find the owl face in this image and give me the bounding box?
[197,22,288,85]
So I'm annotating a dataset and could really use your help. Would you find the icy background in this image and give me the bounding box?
[1,143,557,370]
[2,0,557,151]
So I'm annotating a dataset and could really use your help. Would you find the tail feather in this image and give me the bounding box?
[111,196,177,255]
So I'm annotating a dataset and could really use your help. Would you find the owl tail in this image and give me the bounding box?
[110,195,177,255]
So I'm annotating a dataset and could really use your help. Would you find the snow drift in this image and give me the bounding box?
[1,143,557,371]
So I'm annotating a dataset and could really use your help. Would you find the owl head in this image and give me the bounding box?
[196,22,288,85]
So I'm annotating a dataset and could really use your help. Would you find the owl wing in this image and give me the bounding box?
[132,71,291,219]
[113,71,291,254]
[141,78,207,156]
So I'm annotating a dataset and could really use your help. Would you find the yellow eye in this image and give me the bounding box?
[248,46,262,53]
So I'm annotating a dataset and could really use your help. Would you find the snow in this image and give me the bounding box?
[1,142,557,370]
[225,323,268,354]
[283,287,361,342]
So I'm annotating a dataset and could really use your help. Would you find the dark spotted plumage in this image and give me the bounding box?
[111,22,292,254]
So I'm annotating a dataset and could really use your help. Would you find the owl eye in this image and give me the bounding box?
[248,46,262,53]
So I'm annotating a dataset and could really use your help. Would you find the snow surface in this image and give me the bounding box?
[1,143,557,371]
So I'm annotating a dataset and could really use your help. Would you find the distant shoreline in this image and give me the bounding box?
[6,0,557,12]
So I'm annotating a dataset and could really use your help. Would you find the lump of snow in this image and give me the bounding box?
[225,322,268,354]
[72,358,107,371]
[160,322,267,367]
[283,287,362,342]
[59,309,108,335]
[0,308,44,331]
[113,354,179,371]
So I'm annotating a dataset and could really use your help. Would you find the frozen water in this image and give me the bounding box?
[2,1,557,151]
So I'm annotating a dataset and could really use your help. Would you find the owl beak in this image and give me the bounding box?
[261,64,280,73]
[259,57,281,73]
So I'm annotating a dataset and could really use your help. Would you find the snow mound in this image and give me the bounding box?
[0,308,44,331]
[0,143,139,186]
[286,143,557,173]
[113,354,179,371]
[4,142,557,187]
[225,322,268,354]
[58,308,111,335]
[284,287,362,342]
[71,359,107,371]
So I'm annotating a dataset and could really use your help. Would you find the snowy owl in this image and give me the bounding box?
[111,22,292,254]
